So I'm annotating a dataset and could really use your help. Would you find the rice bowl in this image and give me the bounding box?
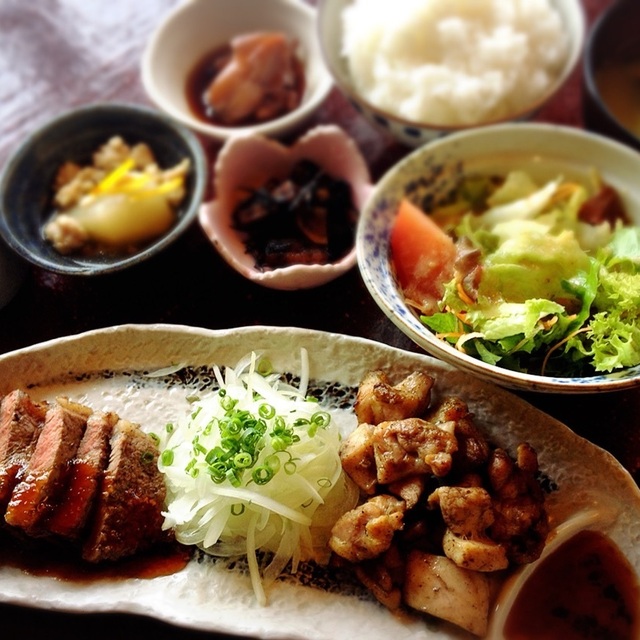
[342,0,569,127]
[318,0,585,146]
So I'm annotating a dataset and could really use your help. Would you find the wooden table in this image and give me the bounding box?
[0,1,636,638]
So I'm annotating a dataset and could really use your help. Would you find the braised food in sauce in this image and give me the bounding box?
[44,136,189,256]
[186,31,305,127]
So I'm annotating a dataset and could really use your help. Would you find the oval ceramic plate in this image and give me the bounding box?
[357,123,640,393]
[0,324,638,639]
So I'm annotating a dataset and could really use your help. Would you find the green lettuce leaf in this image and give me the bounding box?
[589,309,640,371]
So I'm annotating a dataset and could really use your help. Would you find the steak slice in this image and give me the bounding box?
[0,390,48,512]
[47,411,118,539]
[83,419,169,562]
[5,397,91,534]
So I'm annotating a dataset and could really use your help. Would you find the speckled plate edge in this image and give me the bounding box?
[0,324,638,640]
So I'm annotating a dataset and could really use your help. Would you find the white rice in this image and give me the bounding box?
[341,0,570,126]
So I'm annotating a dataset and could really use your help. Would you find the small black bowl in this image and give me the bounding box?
[0,103,208,275]
[582,0,640,152]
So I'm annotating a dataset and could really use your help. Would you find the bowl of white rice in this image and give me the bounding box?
[317,0,585,147]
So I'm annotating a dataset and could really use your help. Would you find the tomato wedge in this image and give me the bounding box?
[390,198,456,313]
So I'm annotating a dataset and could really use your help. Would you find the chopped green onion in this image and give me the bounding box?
[161,449,175,466]
[311,411,331,427]
[252,465,274,485]
[234,452,253,468]
[221,395,237,411]
[157,350,355,608]
[258,403,275,419]
[226,468,242,487]
[255,357,273,376]
[231,503,246,516]
[264,453,281,472]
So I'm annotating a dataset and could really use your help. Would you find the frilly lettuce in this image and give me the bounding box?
[420,172,640,377]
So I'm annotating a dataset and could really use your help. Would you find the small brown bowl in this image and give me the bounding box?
[582,0,640,151]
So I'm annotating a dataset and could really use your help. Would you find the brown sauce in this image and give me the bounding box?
[595,54,640,138]
[504,529,640,640]
[185,40,305,127]
[0,529,191,582]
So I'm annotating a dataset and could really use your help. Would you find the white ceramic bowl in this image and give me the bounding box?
[318,0,585,147]
[141,0,333,143]
[357,123,640,393]
[199,124,371,290]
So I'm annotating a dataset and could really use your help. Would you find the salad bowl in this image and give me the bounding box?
[357,123,640,393]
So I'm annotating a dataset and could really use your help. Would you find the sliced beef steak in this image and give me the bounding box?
[1,390,172,564]
[5,397,91,533]
[83,419,170,562]
[0,390,48,511]
[47,411,119,539]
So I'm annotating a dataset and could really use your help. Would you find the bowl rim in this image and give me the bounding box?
[140,0,333,142]
[0,101,208,276]
[317,0,586,132]
[582,0,640,147]
[197,123,370,290]
[357,121,640,393]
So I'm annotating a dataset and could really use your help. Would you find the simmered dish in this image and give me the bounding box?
[186,31,305,127]
[44,136,190,255]
[231,159,357,269]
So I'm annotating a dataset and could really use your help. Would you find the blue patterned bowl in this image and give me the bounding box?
[357,123,640,393]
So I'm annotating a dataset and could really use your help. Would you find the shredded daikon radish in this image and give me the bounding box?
[156,351,358,604]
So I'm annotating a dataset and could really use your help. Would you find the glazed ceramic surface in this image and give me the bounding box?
[0,324,638,639]
[0,103,207,276]
[142,0,332,142]
[198,125,371,289]
[357,123,640,392]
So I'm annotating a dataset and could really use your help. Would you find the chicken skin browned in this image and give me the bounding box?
[487,443,548,564]
[354,370,433,424]
[329,494,405,563]
[330,370,549,637]
[372,417,458,482]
